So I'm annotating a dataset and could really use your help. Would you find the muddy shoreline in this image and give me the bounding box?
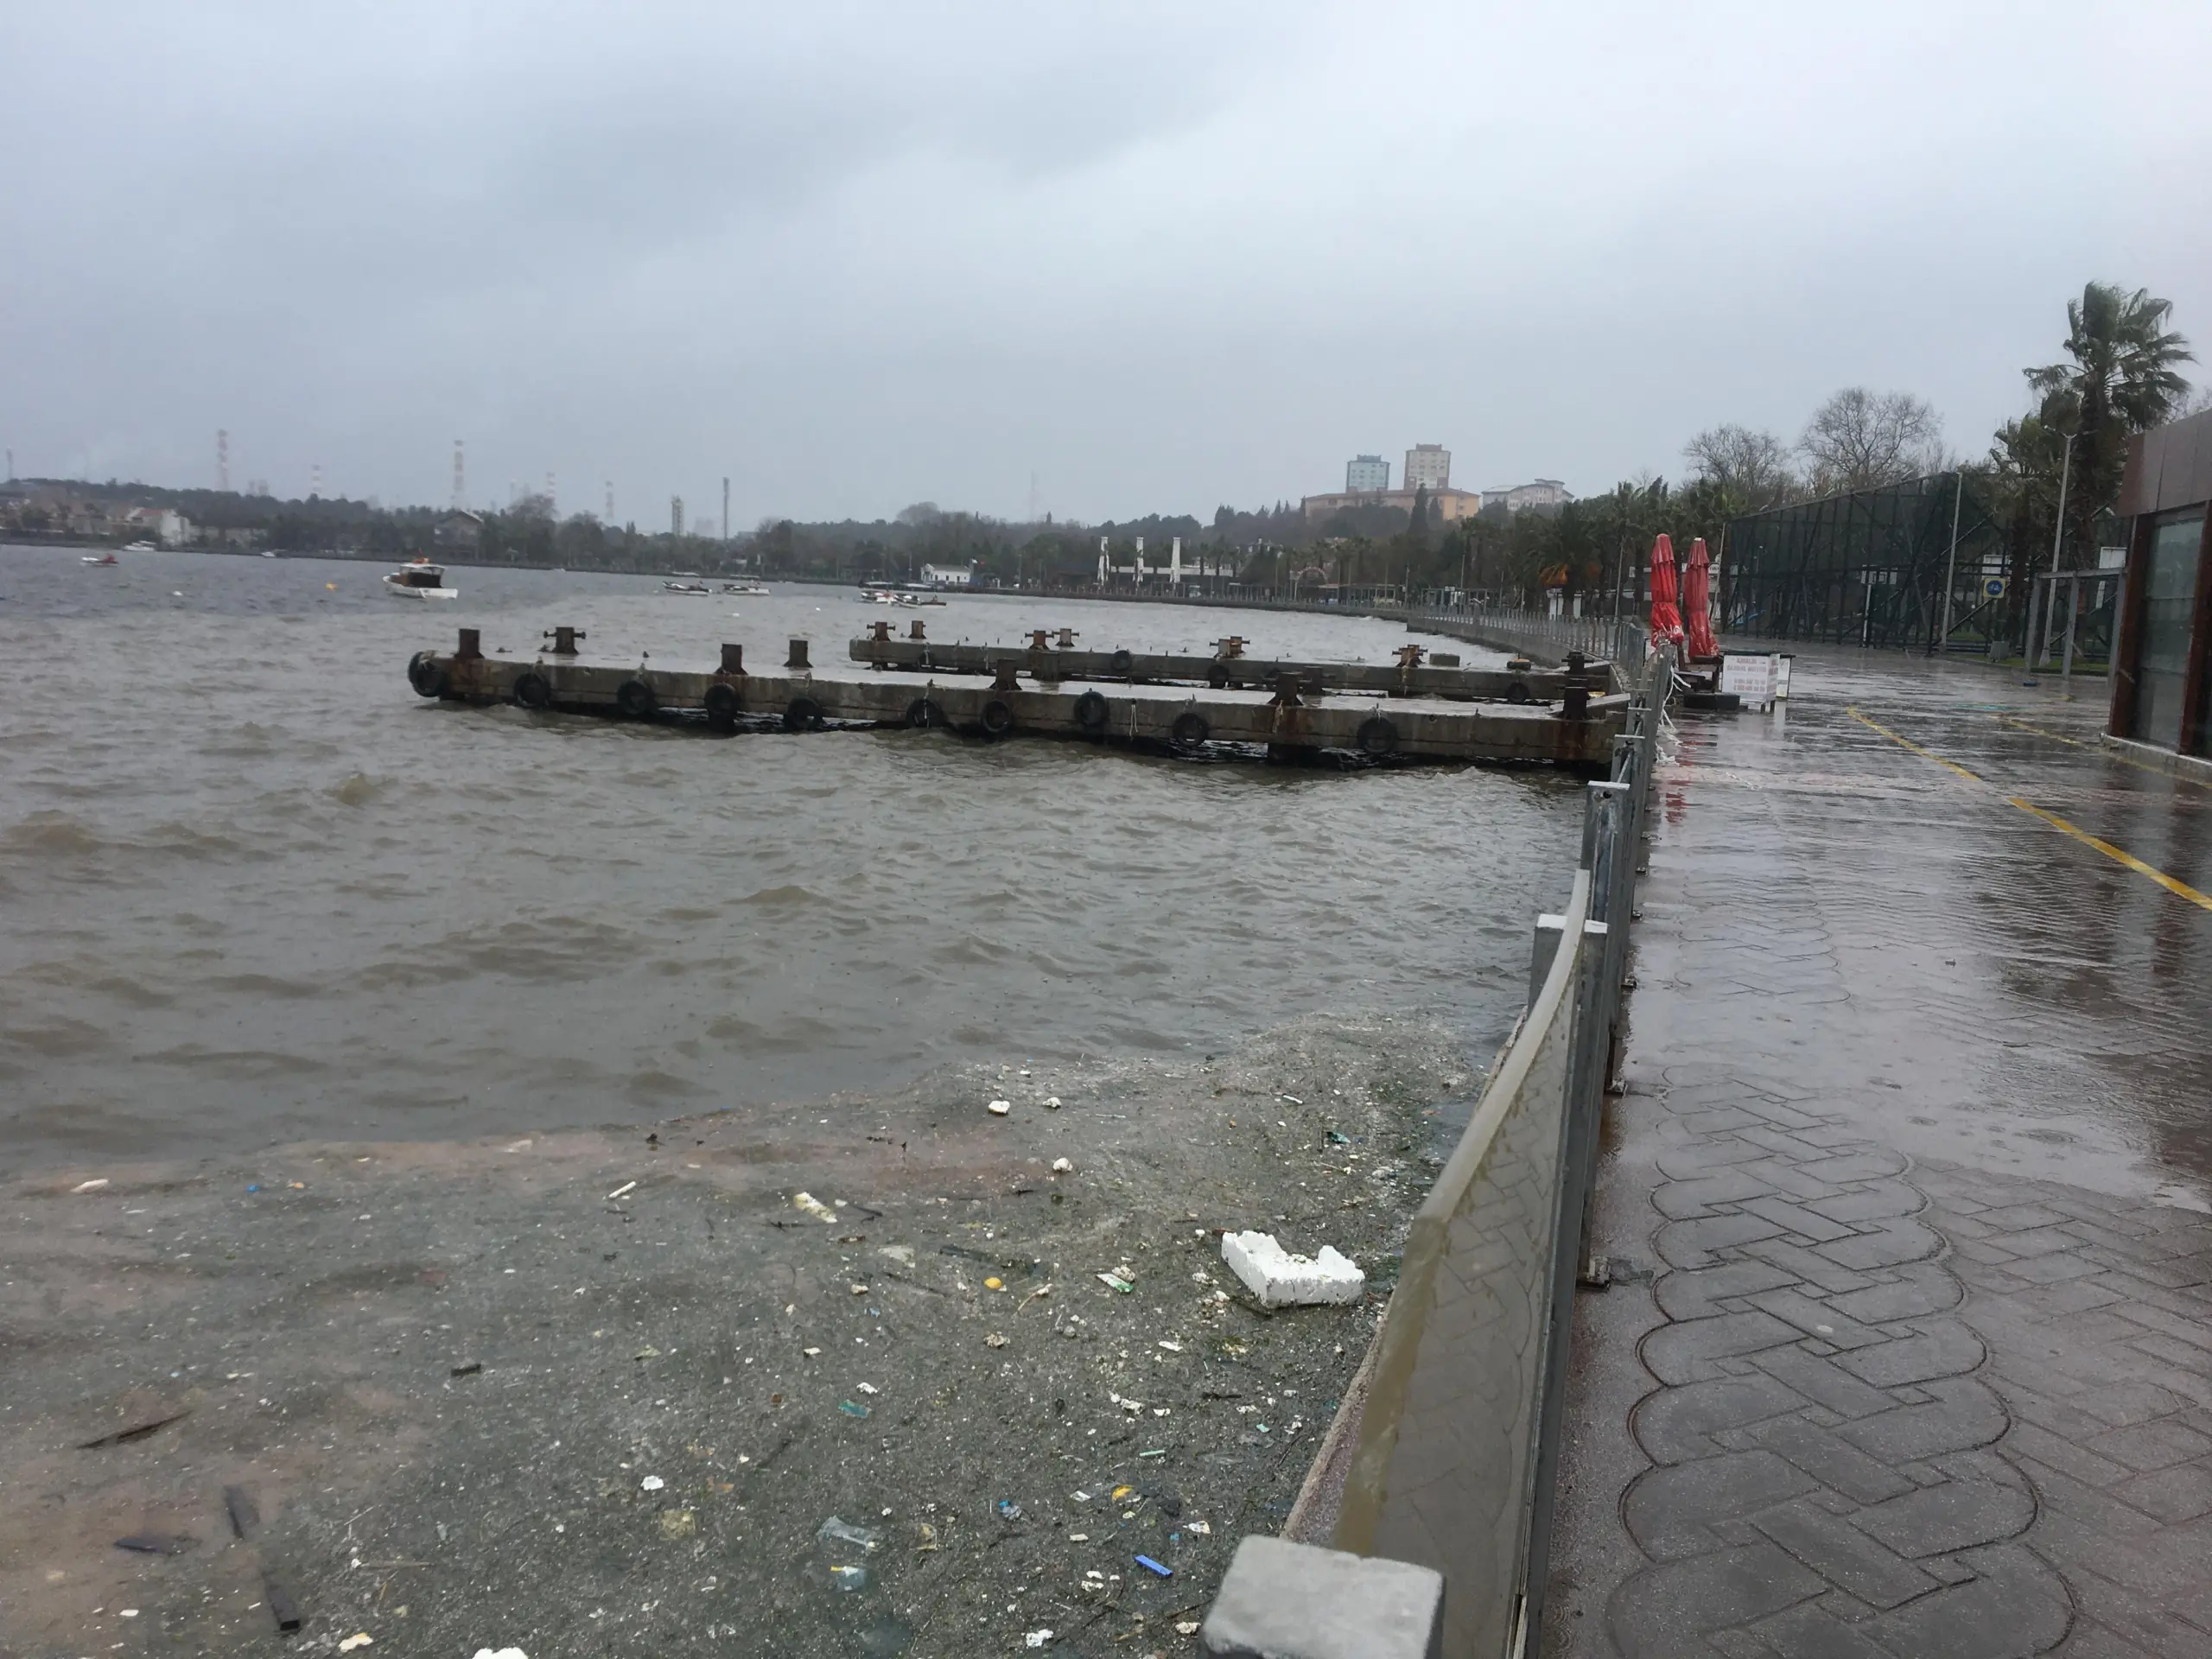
[0,1015,1470,1657]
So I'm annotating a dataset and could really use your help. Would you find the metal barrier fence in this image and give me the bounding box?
[1318,649,1662,1656]
[1395,603,1649,671]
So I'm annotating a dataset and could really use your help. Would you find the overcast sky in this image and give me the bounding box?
[6,2,2210,527]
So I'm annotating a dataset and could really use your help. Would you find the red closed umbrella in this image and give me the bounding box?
[1648,533,1684,646]
[1682,537,1719,659]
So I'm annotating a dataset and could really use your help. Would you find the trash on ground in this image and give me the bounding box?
[988,1099,1012,1116]
[472,1649,530,1659]
[1156,1339,1181,1352]
[817,1516,882,1551]
[855,1382,880,1394]
[263,1575,302,1631]
[1068,1531,1090,1541]
[639,1476,664,1491]
[78,1410,188,1449]
[338,1637,374,1653]
[450,1361,483,1376]
[879,1244,915,1266]
[1026,1632,1054,1649]
[1050,1158,1074,1173]
[803,1347,821,1357]
[829,1564,870,1592]
[984,1276,1003,1291]
[71,1179,109,1193]
[1135,1554,1173,1578]
[659,1510,696,1539]
[996,1499,1024,1521]
[223,1485,260,1540]
[632,1345,662,1361]
[839,1400,872,1418]
[114,1534,194,1554]
[1185,1519,1212,1535]
[1219,1231,1365,1307]
[1096,1273,1134,1294]
[1177,1620,1201,1636]
[914,1522,938,1551]
[985,1332,1007,1348]
[793,1192,838,1223]
[605,1181,637,1201]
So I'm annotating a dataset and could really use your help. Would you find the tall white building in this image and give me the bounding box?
[1404,443,1452,492]
[1346,454,1390,493]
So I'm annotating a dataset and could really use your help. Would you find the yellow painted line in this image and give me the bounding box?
[1848,706,2212,913]
[1991,713,2212,789]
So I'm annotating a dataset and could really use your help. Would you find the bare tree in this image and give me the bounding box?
[1799,388,1945,493]
[1681,423,1797,510]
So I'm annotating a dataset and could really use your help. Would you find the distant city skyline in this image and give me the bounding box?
[3,4,2209,527]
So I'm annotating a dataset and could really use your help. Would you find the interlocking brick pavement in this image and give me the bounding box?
[1543,654,2212,1659]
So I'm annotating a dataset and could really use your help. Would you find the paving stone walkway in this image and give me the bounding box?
[1546,652,2212,1659]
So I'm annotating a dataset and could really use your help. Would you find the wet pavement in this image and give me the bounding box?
[1545,646,2212,1658]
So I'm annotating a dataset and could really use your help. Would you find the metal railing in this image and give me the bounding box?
[1319,650,1663,1656]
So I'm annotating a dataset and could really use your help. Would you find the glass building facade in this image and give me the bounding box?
[2111,411,2212,759]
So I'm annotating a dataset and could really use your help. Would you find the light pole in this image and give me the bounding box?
[2032,432,2074,671]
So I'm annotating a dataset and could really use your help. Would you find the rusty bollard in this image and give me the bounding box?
[456,627,483,661]
[1054,627,1078,649]
[908,620,927,641]
[544,625,583,656]
[868,620,893,642]
[720,643,745,676]
[1562,650,1590,721]
[786,638,810,670]
[990,658,1021,692]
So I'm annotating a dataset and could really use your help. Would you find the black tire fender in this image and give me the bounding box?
[513,671,552,709]
[1108,647,1134,676]
[1072,690,1109,730]
[1171,710,1211,749]
[703,682,740,725]
[615,678,657,719]
[1206,662,1229,689]
[980,697,1014,736]
[407,652,448,698]
[1505,680,1532,704]
[1356,715,1398,756]
[783,696,825,731]
[904,697,944,729]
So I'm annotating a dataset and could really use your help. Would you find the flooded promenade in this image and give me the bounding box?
[1547,648,2212,1658]
[0,546,1574,1656]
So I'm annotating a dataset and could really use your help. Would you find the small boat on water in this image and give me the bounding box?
[663,580,712,595]
[82,552,120,565]
[384,557,457,599]
[721,582,767,595]
[121,541,157,553]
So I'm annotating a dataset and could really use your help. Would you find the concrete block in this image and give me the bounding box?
[1201,1535,1443,1659]
[1220,1232,1365,1307]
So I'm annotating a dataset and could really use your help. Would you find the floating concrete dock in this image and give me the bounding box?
[406,628,1626,766]
[848,622,1592,703]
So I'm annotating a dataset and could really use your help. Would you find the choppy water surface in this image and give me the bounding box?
[0,545,1581,1165]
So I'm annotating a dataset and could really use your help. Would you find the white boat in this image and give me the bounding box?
[82,552,120,565]
[384,558,457,599]
[663,580,712,595]
[121,541,157,552]
[721,582,767,595]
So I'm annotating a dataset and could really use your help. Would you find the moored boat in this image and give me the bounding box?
[384,558,457,599]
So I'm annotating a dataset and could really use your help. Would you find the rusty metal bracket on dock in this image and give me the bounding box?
[990,658,1021,692]
[456,627,483,662]
[786,638,810,670]
[719,643,745,677]
[543,626,584,657]
[908,620,926,640]
[1054,627,1078,648]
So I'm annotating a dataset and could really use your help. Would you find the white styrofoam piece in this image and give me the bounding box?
[1219,1230,1365,1307]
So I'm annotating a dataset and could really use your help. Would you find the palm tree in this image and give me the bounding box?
[2027,283,2194,560]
